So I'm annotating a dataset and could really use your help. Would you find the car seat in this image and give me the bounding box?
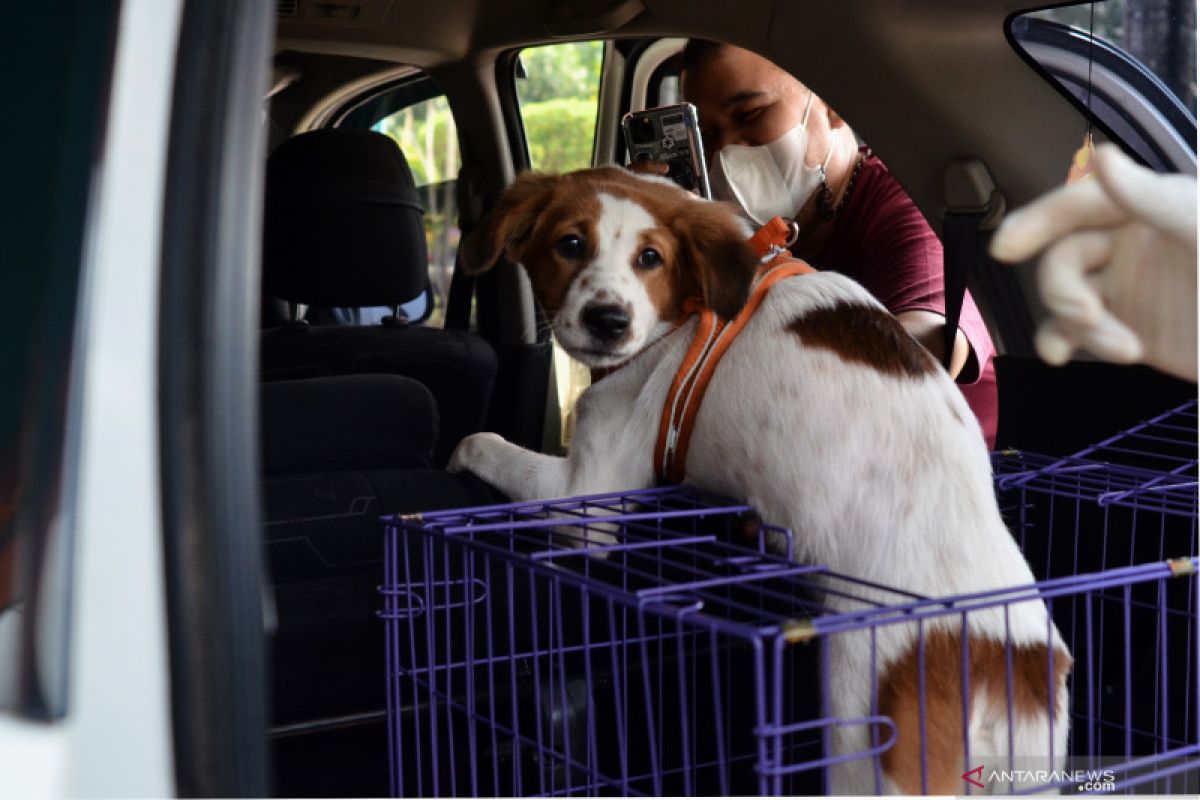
[260,373,505,733]
[260,128,497,467]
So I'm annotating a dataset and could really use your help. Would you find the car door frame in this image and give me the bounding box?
[1,0,277,795]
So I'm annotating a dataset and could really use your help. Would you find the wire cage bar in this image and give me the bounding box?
[992,400,1198,529]
[986,400,1199,795]
[382,404,1199,796]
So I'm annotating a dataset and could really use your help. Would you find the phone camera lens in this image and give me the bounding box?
[629,116,656,145]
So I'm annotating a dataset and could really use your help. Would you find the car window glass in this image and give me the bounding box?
[515,41,605,171]
[373,94,459,326]
[1020,0,1195,114]
[341,79,460,327]
[514,41,606,446]
[649,56,683,108]
[1010,0,1196,170]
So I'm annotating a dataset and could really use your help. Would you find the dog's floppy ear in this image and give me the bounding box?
[459,172,558,276]
[676,201,761,320]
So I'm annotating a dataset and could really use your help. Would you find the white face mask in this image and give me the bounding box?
[709,92,831,227]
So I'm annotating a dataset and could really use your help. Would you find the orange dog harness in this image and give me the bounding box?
[653,217,816,483]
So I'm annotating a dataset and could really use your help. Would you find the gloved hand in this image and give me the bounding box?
[990,143,1197,382]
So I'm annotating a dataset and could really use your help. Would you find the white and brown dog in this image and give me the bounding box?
[450,166,1070,794]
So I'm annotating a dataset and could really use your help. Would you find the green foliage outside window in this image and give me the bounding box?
[374,40,604,187]
[521,97,602,173]
[517,41,605,172]
[516,40,604,104]
[516,41,605,446]
[376,97,457,187]
[374,98,460,327]
[369,41,604,330]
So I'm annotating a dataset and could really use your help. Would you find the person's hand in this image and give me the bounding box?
[990,144,1197,382]
[625,158,669,177]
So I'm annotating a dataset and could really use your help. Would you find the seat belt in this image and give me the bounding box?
[445,166,487,331]
[444,262,475,330]
[941,160,1005,372]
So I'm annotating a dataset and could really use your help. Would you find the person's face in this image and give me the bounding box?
[682,46,812,166]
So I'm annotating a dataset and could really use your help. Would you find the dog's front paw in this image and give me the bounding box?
[447,431,507,477]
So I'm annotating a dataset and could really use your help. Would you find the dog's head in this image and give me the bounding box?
[462,167,760,368]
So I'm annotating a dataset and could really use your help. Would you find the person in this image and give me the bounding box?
[990,142,1197,383]
[663,41,999,446]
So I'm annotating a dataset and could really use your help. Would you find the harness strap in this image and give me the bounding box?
[746,216,796,257]
[653,218,816,484]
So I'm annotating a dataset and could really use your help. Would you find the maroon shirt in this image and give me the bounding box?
[810,150,999,447]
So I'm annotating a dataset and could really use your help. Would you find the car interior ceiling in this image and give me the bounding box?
[260,2,1195,796]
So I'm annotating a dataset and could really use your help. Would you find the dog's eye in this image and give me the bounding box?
[636,248,663,270]
[555,234,584,259]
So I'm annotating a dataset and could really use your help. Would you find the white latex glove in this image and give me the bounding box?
[990,144,1197,382]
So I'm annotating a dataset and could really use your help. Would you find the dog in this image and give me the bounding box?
[449,166,1071,794]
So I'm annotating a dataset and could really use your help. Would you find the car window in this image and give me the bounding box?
[1009,0,1196,171]
[340,76,461,327]
[1019,0,1195,114]
[515,41,605,171]
[648,52,684,108]
[514,42,606,446]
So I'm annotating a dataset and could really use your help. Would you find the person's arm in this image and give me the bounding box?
[850,173,991,383]
[894,309,972,379]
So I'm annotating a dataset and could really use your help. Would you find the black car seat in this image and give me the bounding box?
[260,129,497,467]
[260,373,505,787]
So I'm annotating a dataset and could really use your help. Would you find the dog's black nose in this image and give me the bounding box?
[582,304,630,342]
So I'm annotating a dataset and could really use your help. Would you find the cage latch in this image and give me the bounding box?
[781,618,817,644]
[1168,557,1196,577]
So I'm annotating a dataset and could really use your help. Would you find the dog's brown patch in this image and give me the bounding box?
[788,303,936,378]
[877,629,1072,794]
[667,203,760,319]
[586,168,758,320]
[471,167,760,324]
[519,192,604,317]
[626,227,689,320]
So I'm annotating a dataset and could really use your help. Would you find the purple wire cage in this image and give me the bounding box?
[993,401,1197,578]
[382,403,1199,796]
[987,400,1199,794]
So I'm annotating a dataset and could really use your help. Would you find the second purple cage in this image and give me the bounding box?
[381,403,1199,796]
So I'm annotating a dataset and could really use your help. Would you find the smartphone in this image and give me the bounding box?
[621,103,711,199]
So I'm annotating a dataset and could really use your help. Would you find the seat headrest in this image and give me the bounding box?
[264,129,429,308]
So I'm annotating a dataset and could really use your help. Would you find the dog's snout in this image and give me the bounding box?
[582,304,631,343]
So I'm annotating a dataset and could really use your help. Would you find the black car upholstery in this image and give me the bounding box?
[260,128,497,467]
[259,374,505,732]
